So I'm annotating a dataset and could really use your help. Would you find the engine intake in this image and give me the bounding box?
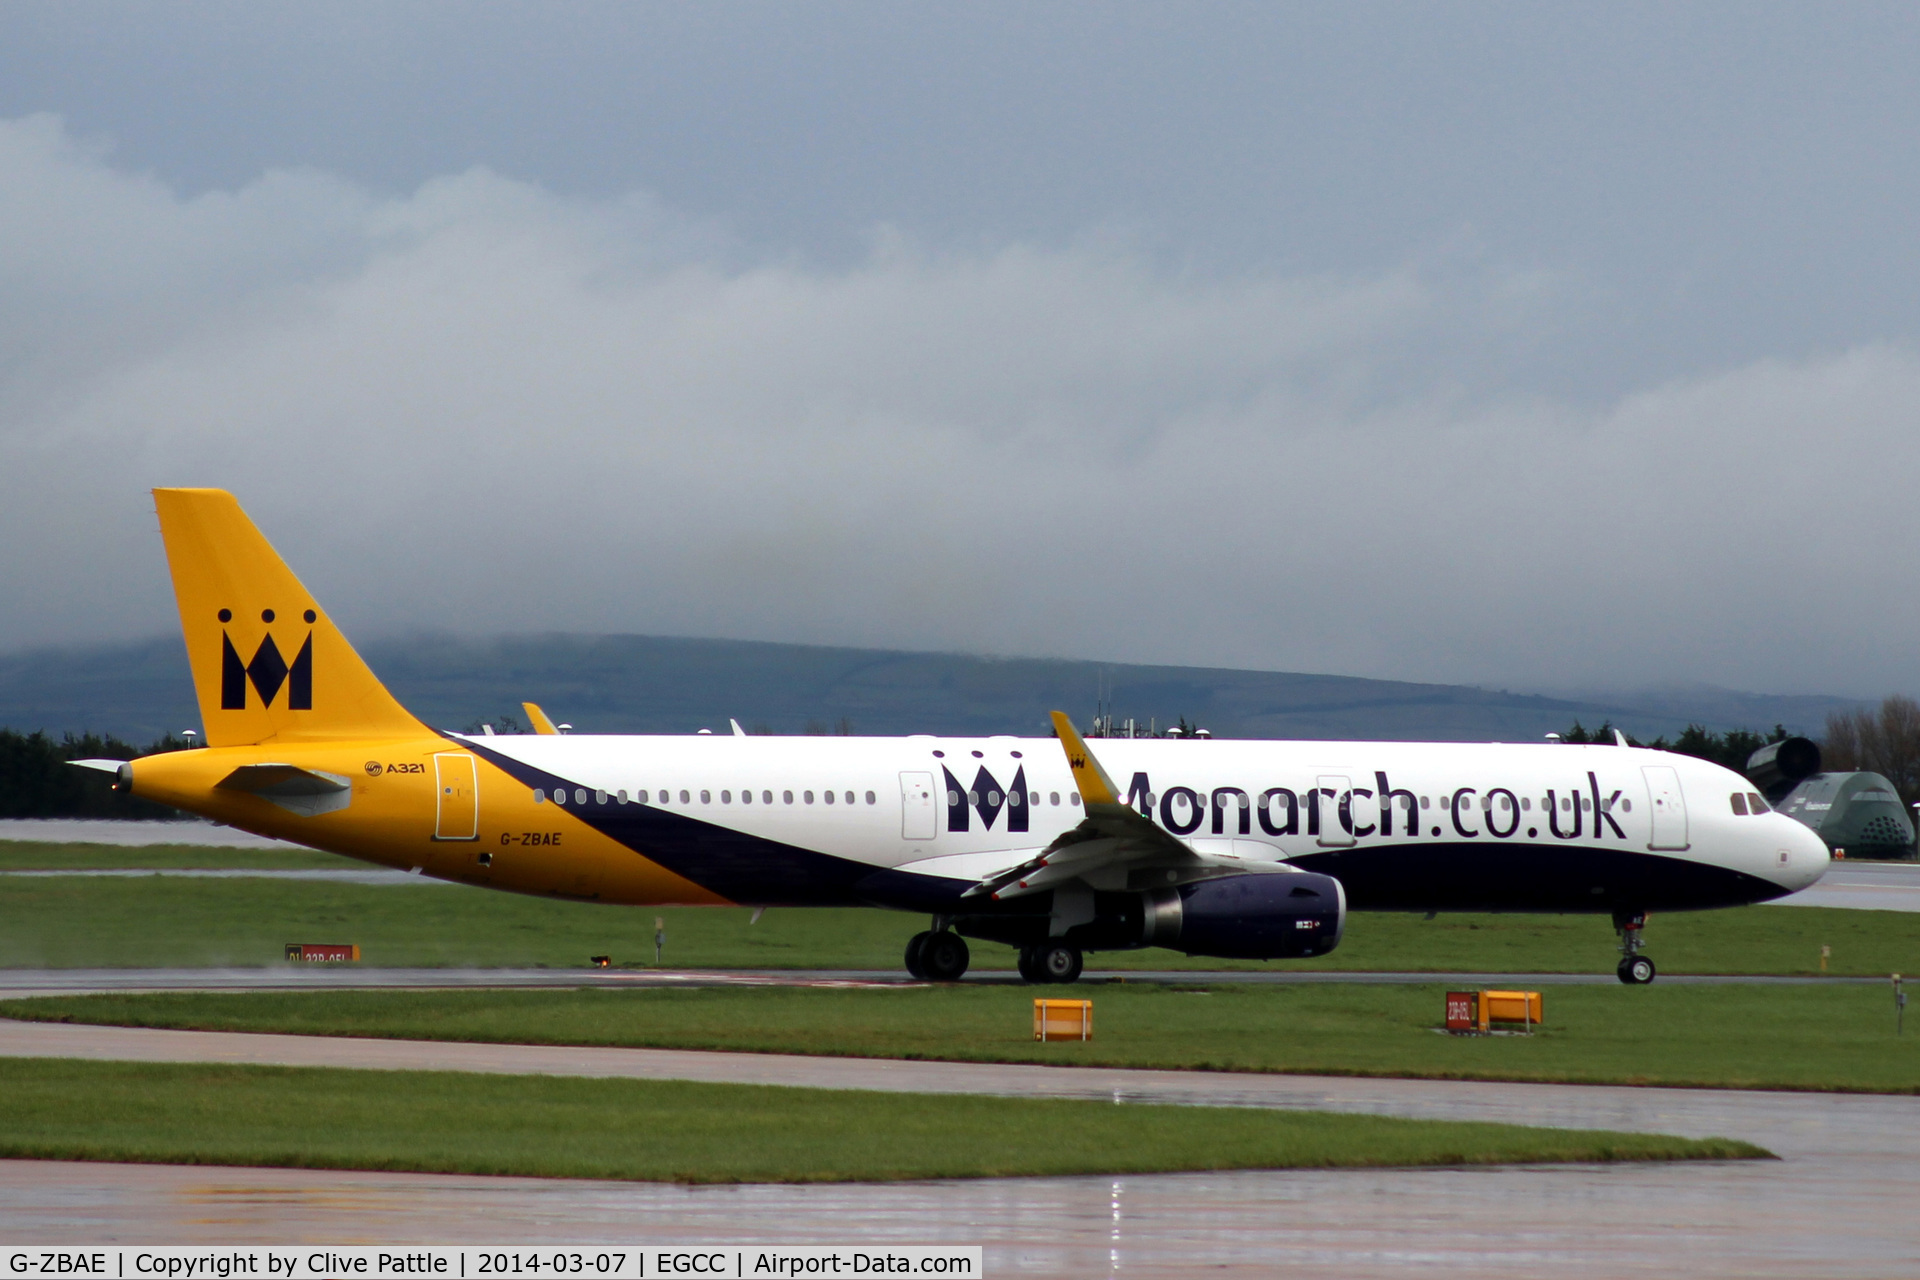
[1746,737,1821,803]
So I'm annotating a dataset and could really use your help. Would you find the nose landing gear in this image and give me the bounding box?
[1614,910,1656,984]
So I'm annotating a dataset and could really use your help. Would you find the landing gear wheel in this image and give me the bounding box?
[1019,944,1046,983]
[920,931,971,982]
[1617,955,1656,985]
[1032,941,1084,984]
[904,931,933,979]
[1016,944,1042,983]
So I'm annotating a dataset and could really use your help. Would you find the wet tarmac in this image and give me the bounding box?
[0,965,1889,1000]
[3,830,1915,1270]
[1773,858,1920,911]
[0,1018,1915,1275]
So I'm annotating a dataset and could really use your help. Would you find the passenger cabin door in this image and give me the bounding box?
[1316,774,1356,847]
[900,771,937,840]
[1642,765,1689,851]
[434,752,479,841]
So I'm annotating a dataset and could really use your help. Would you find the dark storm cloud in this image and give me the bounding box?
[4,115,1920,698]
[5,5,1920,696]
[9,3,1920,402]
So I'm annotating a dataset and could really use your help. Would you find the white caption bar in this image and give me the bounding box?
[2,1249,983,1279]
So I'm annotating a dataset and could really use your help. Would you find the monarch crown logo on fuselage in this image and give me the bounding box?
[218,607,314,711]
[942,764,1029,833]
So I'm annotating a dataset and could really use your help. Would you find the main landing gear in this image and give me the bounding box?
[1017,940,1084,985]
[905,927,970,982]
[1615,910,1656,984]
[902,929,1086,984]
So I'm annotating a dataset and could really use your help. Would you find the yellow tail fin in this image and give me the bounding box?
[153,489,423,746]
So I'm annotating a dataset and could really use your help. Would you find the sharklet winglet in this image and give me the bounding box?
[1050,710,1120,806]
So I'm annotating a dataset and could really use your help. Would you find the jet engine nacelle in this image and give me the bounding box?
[1746,737,1822,803]
[1143,871,1347,960]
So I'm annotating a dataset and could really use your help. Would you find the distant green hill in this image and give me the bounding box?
[0,632,1859,745]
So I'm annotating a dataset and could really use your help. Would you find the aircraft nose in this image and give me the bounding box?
[1771,816,1832,891]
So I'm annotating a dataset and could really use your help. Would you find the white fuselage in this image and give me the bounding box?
[457,732,1830,914]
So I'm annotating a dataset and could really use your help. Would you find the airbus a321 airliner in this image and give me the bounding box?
[79,490,1830,985]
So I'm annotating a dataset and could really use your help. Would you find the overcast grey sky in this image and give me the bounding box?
[3,2,1919,696]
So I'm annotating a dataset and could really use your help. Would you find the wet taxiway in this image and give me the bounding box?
[0,965,1890,999]
[0,1018,1915,1275]
[1771,858,1920,911]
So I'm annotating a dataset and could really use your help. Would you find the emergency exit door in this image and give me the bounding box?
[434,753,479,840]
[1642,765,1689,851]
[1316,774,1356,847]
[900,771,937,840]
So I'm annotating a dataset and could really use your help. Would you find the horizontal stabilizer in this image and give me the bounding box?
[215,763,353,817]
[66,759,127,774]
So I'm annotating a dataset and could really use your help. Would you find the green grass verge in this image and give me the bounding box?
[8,982,1917,1093]
[1,851,1915,974]
[0,1058,1759,1181]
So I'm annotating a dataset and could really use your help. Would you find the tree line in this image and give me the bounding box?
[1566,695,1920,810]
[1821,696,1920,809]
[1558,720,1792,772]
[0,729,187,819]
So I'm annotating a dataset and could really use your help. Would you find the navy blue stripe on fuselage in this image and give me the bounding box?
[459,738,975,910]
[1289,842,1789,913]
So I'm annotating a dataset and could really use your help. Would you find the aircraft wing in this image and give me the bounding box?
[522,702,561,735]
[964,711,1282,900]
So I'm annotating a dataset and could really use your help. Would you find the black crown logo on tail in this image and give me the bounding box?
[220,620,313,711]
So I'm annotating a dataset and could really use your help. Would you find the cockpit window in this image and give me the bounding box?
[1730,793,1748,816]
[1748,792,1770,814]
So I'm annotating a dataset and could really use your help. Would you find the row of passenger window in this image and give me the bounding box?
[951,790,1080,807]
[535,787,877,808]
